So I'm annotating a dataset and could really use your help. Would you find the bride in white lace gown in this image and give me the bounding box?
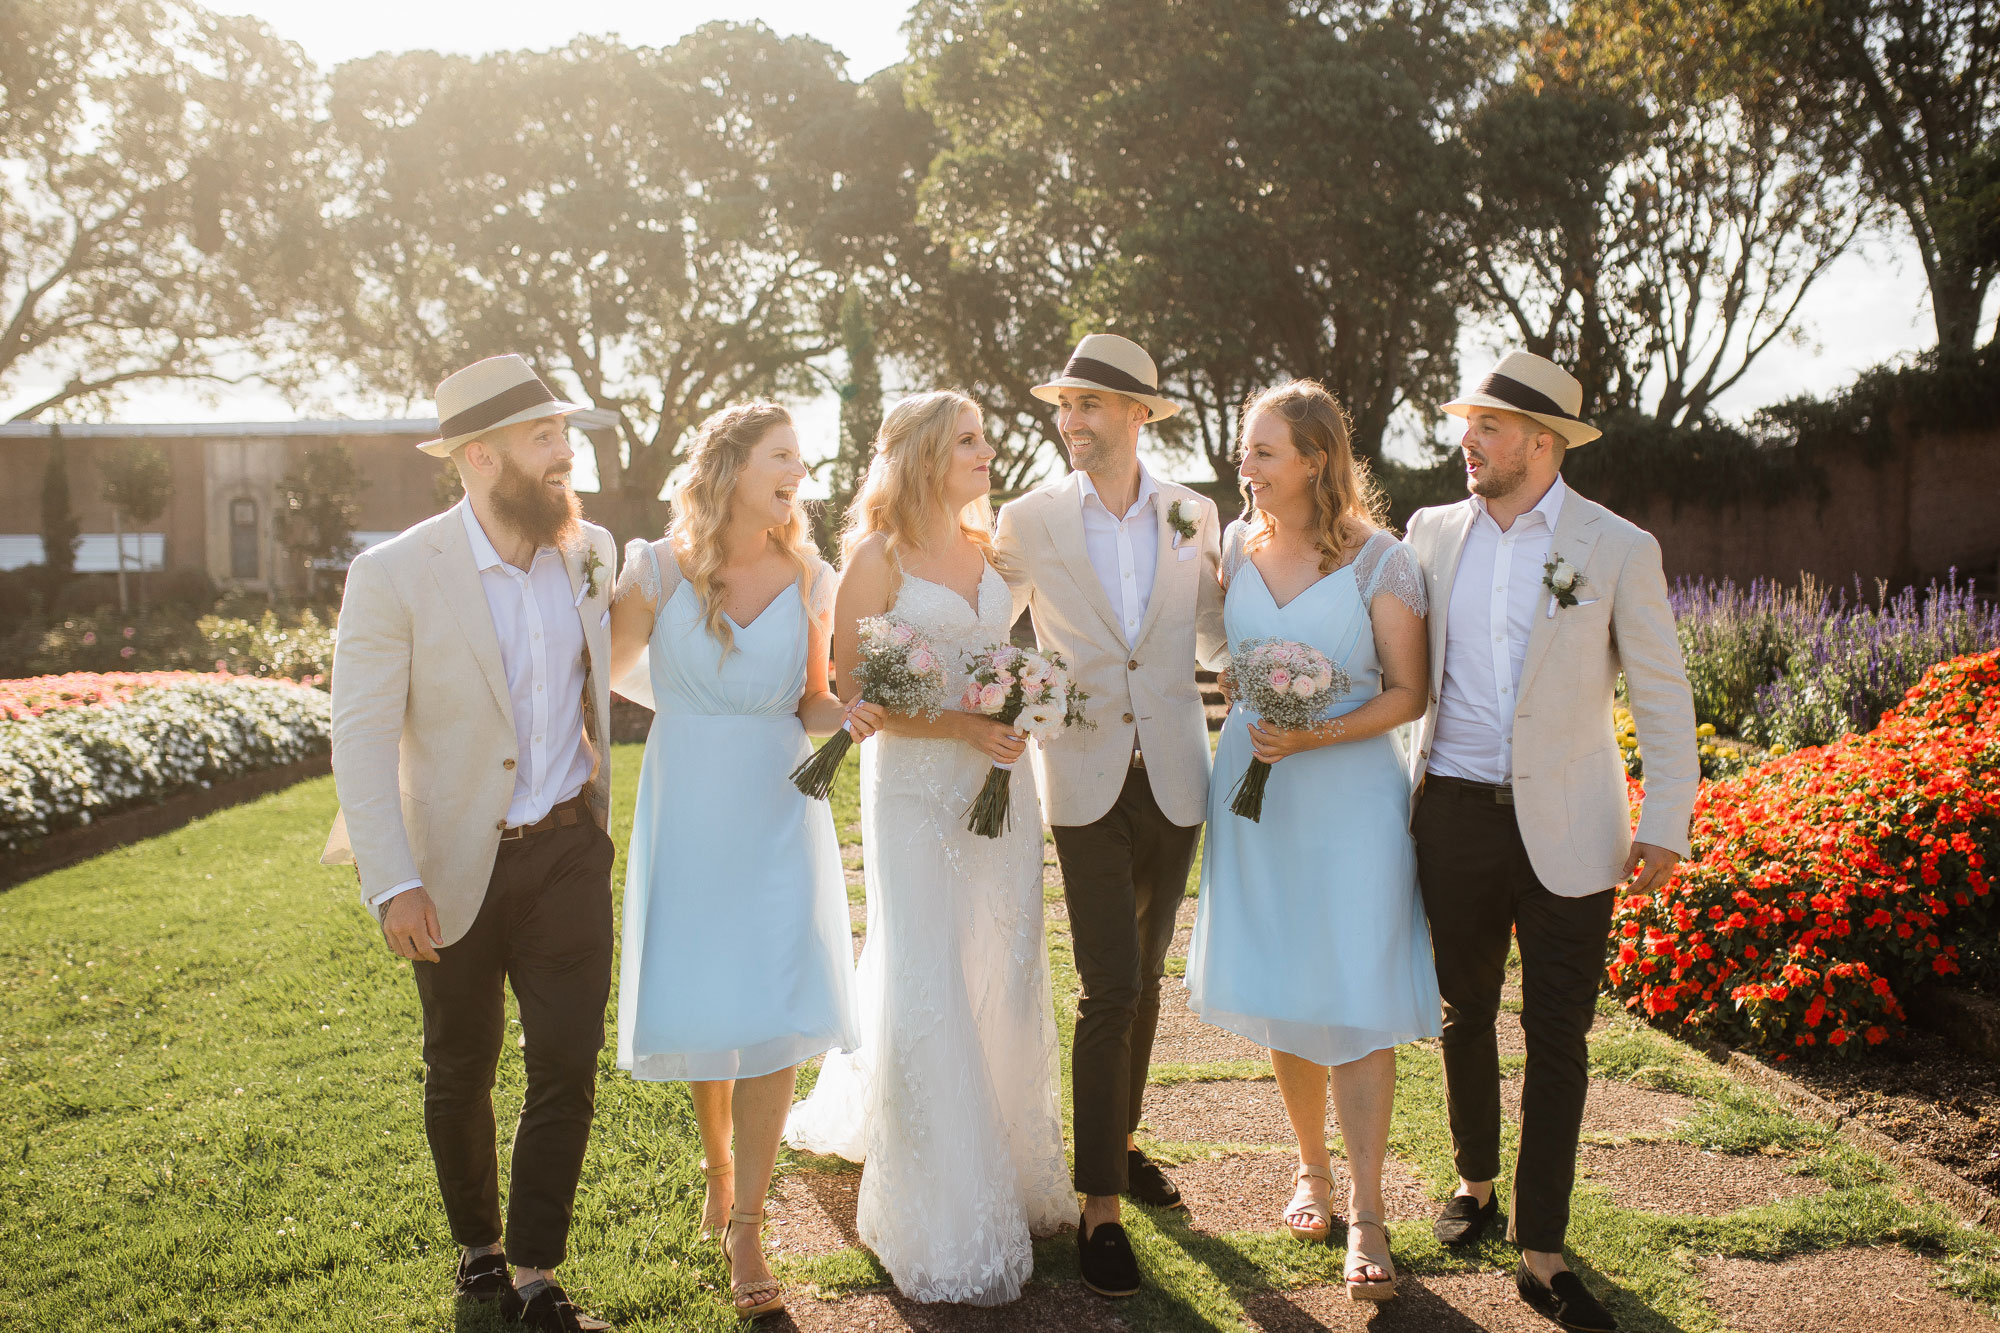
[786,391,1071,1305]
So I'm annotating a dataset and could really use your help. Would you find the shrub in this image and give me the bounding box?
[0,674,331,852]
[15,608,334,686]
[1608,650,2000,1058]
[0,671,240,721]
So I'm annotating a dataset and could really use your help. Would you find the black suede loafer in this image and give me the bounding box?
[1077,1217,1141,1298]
[1125,1148,1185,1210]
[455,1249,512,1305]
[1516,1259,1617,1332]
[513,1279,610,1332]
[1432,1192,1497,1247]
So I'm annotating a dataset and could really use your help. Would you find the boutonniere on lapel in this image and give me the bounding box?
[574,545,605,607]
[1166,500,1197,548]
[1542,555,1586,618]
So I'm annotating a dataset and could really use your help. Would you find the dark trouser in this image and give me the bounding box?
[411,819,615,1270]
[1413,776,1614,1254]
[1052,765,1202,1198]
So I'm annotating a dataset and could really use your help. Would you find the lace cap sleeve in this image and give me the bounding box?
[1356,532,1428,617]
[613,538,660,606]
[1220,518,1252,586]
[808,558,837,620]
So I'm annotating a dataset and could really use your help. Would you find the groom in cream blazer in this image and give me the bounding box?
[1405,351,1696,1333]
[321,355,617,1332]
[993,334,1228,1298]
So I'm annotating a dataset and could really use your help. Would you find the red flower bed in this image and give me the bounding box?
[1610,649,2000,1058]
[0,671,242,721]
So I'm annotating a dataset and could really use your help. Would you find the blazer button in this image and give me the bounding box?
[1122,712,1134,723]
[1127,659,1138,670]
[502,758,516,771]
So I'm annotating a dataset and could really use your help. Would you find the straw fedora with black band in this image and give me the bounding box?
[1442,350,1602,448]
[416,354,586,459]
[1033,333,1181,422]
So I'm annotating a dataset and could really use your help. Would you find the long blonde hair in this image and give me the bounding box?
[1237,379,1387,572]
[670,401,819,654]
[840,390,994,598]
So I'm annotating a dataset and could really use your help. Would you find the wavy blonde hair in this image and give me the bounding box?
[1237,379,1388,573]
[840,390,993,599]
[669,401,819,654]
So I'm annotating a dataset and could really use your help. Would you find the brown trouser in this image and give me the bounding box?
[1052,765,1202,1198]
[1413,776,1615,1254]
[411,818,615,1270]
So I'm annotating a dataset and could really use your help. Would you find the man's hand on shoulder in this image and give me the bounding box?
[382,886,444,962]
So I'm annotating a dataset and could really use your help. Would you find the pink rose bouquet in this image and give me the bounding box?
[959,642,1091,838]
[1227,636,1350,822]
[788,615,948,799]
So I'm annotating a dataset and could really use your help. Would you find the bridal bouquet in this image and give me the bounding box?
[960,643,1091,838]
[789,616,948,799]
[1227,637,1350,822]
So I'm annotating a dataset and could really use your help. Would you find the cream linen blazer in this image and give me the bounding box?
[319,507,617,945]
[1405,487,1698,898]
[992,473,1229,828]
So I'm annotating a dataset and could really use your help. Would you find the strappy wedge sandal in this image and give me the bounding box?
[1344,1208,1398,1302]
[721,1207,785,1319]
[699,1156,734,1240]
[1283,1163,1335,1243]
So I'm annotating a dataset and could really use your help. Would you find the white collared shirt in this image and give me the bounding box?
[1078,461,1161,648]
[1427,476,1569,785]
[369,501,593,911]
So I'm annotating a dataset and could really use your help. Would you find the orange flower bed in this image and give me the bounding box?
[0,671,245,722]
[1611,649,1999,1058]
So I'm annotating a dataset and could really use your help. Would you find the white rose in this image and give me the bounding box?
[1549,560,1578,591]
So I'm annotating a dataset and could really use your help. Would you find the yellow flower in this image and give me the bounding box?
[1696,722,1716,738]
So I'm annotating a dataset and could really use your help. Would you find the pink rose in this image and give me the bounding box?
[122,627,135,639]
[1268,668,1291,692]
[81,632,96,645]
[1291,675,1317,698]
[961,683,984,711]
[909,648,936,674]
[120,646,136,659]
[994,668,1015,688]
[979,682,1007,713]
[890,623,915,646]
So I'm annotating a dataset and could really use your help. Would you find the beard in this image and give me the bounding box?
[489,450,582,551]
[1465,447,1530,501]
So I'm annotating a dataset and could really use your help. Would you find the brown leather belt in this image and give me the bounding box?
[1427,774,1514,806]
[498,792,592,841]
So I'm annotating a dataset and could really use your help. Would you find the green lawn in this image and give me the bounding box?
[6,746,2000,1330]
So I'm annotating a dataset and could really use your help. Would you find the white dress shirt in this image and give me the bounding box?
[370,500,593,910]
[1078,460,1161,648]
[1427,476,1568,785]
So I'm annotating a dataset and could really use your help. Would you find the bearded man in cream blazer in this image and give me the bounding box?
[321,354,617,1332]
[992,334,1229,1299]
[1404,351,1697,1333]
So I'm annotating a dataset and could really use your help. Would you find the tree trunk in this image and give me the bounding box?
[113,507,129,614]
[1930,267,1988,360]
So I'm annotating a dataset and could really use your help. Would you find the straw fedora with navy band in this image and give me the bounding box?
[1442,350,1602,448]
[1033,333,1181,423]
[417,354,586,458]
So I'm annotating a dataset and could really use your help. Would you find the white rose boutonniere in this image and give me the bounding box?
[1167,499,1197,547]
[1542,555,1586,618]
[575,546,605,605]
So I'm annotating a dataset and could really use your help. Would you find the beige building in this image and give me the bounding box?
[0,412,621,595]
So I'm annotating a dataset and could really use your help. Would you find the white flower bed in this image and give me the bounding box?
[0,677,332,852]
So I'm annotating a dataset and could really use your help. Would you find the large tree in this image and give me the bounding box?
[0,0,332,420]
[323,24,873,539]
[905,0,1485,476]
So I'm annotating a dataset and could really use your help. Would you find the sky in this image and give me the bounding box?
[3,0,1965,480]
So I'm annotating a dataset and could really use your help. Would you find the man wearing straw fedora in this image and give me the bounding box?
[1404,351,1697,1332]
[993,333,1229,1298]
[322,354,619,1331]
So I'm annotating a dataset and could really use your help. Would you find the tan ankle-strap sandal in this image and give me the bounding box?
[1344,1208,1398,1302]
[1284,1163,1335,1243]
[722,1207,784,1319]
[699,1156,734,1240]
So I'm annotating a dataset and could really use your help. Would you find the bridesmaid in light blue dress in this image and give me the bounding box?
[606,402,875,1320]
[1187,380,1439,1303]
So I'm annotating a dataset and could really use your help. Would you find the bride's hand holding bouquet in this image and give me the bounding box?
[789,615,948,799]
[1229,637,1351,822]
[960,644,1091,838]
